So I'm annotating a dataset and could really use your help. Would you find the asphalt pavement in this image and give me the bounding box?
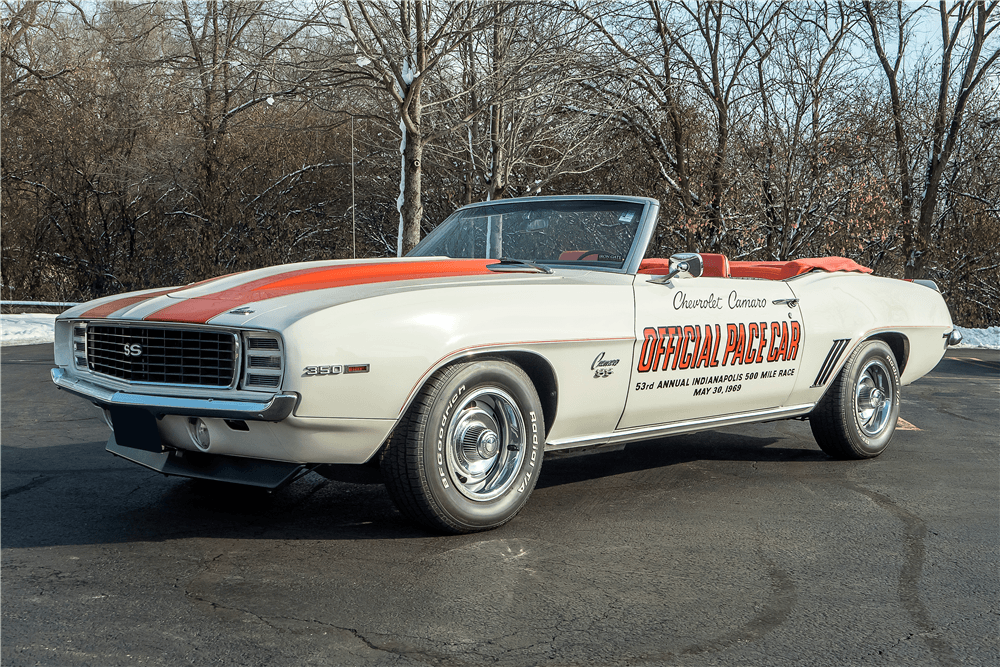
[2,343,997,666]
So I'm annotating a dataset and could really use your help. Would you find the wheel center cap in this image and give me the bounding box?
[870,389,884,407]
[478,431,499,458]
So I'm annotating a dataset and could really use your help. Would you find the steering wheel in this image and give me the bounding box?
[576,249,611,261]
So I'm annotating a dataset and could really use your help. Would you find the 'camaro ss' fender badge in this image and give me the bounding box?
[592,352,619,378]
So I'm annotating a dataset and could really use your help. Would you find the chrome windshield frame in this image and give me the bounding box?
[408,195,660,275]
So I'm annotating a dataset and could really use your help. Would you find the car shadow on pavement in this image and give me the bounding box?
[538,430,830,490]
[927,353,1000,378]
[1,429,830,549]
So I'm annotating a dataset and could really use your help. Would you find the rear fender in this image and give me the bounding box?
[787,274,951,404]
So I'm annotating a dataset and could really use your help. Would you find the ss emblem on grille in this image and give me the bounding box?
[123,343,143,357]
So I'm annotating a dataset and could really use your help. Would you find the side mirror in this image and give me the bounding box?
[668,252,703,279]
[647,252,703,284]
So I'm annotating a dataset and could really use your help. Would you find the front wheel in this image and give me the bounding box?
[810,339,901,459]
[381,359,544,533]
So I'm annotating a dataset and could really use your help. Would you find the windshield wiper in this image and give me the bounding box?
[486,257,553,274]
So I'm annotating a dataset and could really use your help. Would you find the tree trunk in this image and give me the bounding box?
[401,134,423,254]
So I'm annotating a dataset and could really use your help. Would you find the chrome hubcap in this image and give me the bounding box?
[855,360,894,436]
[446,387,526,501]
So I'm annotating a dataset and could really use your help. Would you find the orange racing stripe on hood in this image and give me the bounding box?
[143,259,500,324]
[79,273,239,319]
[80,288,175,319]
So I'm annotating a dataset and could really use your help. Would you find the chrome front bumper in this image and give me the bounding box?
[51,368,297,421]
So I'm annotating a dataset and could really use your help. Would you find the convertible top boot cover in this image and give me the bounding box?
[727,257,872,280]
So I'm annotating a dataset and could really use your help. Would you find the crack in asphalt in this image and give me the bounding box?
[182,551,472,666]
[845,482,959,667]
[1,474,52,500]
[679,563,797,656]
[185,592,472,667]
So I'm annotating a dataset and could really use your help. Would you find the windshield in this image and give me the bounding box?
[407,199,645,271]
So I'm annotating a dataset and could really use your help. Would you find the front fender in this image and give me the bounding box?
[281,282,635,448]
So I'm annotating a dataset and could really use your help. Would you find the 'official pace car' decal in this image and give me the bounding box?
[636,320,801,373]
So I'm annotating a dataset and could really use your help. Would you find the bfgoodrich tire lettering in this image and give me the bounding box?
[381,359,544,533]
[809,339,900,459]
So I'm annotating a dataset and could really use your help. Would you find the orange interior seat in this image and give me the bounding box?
[637,258,671,274]
[700,253,730,277]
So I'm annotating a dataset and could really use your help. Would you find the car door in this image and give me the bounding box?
[618,275,806,430]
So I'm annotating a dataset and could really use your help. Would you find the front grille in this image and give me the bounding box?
[87,324,237,387]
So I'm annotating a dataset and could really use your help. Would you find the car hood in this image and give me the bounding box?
[61,257,593,327]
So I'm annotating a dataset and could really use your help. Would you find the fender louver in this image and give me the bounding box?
[812,339,851,387]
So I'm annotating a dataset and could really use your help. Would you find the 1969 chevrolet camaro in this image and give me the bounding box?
[52,195,961,532]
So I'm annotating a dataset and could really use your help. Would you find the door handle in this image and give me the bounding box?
[772,298,799,308]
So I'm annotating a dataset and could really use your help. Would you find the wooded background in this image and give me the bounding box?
[3,1,997,326]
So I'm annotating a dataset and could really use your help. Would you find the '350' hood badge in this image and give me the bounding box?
[303,364,370,376]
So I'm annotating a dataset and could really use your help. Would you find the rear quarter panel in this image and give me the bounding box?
[786,273,952,404]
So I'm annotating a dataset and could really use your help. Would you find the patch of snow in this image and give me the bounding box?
[401,59,418,86]
[1,313,58,347]
[954,326,1000,350]
[356,57,370,67]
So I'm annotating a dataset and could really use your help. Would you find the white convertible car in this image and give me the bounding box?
[52,196,961,532]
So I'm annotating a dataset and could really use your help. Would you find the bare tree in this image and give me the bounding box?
[3,0,998,325]
[452,3,619,204]
[576,1,787,252]
[573,0,702,249]
[738,1,879,262]
[327,0,507,254]
[861,0,999,278]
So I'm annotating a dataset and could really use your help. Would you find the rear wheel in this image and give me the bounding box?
[381,359,544,533]
[810,340,900,459]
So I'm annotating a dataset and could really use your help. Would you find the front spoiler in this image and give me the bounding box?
[107,434,310,489]
[51,368,297,421]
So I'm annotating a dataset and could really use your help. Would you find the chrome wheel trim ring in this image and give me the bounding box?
[854,358,894,437]
[445,386,527,502]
